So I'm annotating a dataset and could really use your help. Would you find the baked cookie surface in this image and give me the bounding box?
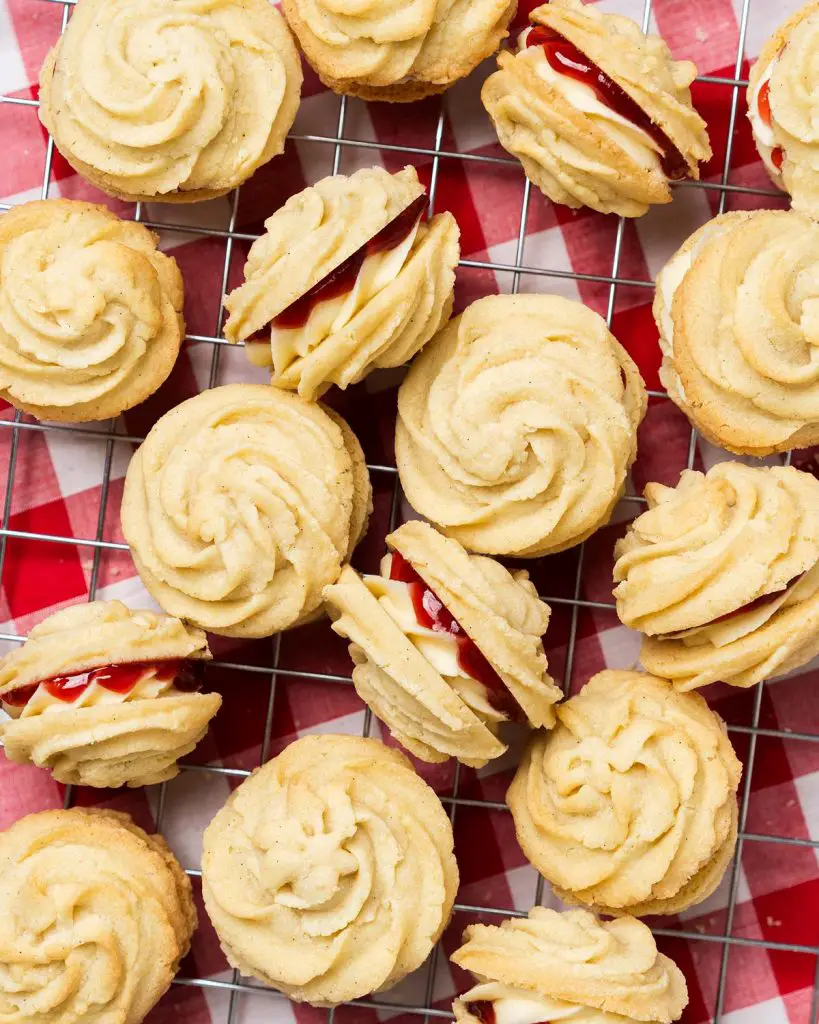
[324,520,560,766]
[0,807,196,1023]
[201,733,458,1005]
[39,0,302,202]
[482,0,711,217]
[224,166,459,401]
[451,906,688,1023]
[0,199,183,421]
[615,463,819,691]
[507,670,742,917]
[280,0,514,101]
[747,0,819,214]
[121,384,371,638]
[0,600,219,788]
[395,293,647,557]
[654,210,819,455]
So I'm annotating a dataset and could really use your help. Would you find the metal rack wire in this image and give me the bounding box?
[1,0,817,1020]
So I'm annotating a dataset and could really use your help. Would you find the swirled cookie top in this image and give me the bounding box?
[224,166,425,341]
[508,670,741,914]
[614,463,819,636]
[530,0,710,172]
[39,0,302,199]
[121,384,371,637]
[0,600,209,696]
[0,199,183,420]
[654,210,819,455]
[0,808,196,1023]
[281,0,514,93]
[202,733,458,1004]
[480,0,710,216]
[395,293,647,556]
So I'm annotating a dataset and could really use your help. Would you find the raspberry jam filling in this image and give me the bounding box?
[756,78,784,171]
[526,24,689,180]
[658,572,805,639]
[247,192,427,340]
[708,573,804,627]
[1,659,203,710]
[389,550,524,721]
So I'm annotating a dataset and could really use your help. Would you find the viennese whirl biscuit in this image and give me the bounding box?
[0,200,183,422]
[396,294,647,557]
[482,0,711,217]
[615,463,819,691]
[202,734,458,1005]
[452,906,688,1023]
[747,1,819,215]
[281,0,514,102]
[654,210,819,456]
[507,671,741,917]
[39,0,302,201]
[325,520,560,767]
[0,808,196,1023]
[0,601,219,788]
[121,384,372,638]
[224,166,459,401]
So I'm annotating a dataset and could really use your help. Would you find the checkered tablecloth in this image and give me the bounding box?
[2,1,819,1021]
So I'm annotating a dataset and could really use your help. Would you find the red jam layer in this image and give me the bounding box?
[526,24,689,181]
[248,192,427,339]
[708,573,803,628]
[388,550,524,721]
[757,79,784,170]
[1,659,203,709]
[658,573,804,639]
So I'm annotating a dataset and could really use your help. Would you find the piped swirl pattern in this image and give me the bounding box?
[395,294,647,557]
[507,671,741,916]
[201,734,458,1006]
[0,808,196,1024]
[451,906,688,1023]
[39,0,302,201]
[121,384,372,638]
[0,200,183,421]
[615,464,819,690]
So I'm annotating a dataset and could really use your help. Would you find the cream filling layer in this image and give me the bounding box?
[748,58,783,180]
[246,220,422,371]
[460,982,588,1023]
[519,29,663,173]
[2,665,185,720]
[363,554,505,723]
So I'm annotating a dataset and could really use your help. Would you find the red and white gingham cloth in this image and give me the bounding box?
[2,1,819,1021]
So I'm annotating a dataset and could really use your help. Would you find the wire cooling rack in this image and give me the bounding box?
[2,0,819,1021]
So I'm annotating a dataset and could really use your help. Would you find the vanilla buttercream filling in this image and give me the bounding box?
[460,981,598,1022]
[363,554,505,723]
[2,664,189,720]
[519,28,663,173]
